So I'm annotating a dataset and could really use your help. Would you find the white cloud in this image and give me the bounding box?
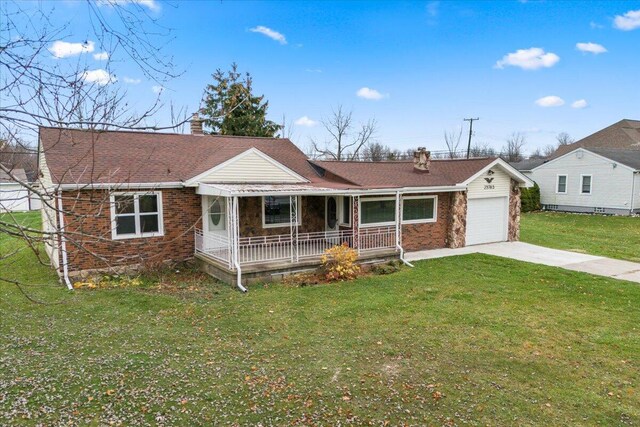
[93,51,109,61]
[152,85,164,94]
[98,0,160,12]
[80,69,116,86]
[576,42,607,54]
[49,40,95,58]
[356,87,387,100]
[495,47,560,70]
[613,9,640,31]
[571,99,588,109]
[249,26,287,44]
[123,76,141,84]
[294,116,318,127]
[535,96,565,107]
[590,21,604,29]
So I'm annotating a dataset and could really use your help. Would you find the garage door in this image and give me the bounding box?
[466,197,508,246]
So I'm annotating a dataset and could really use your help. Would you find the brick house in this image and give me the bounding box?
[38,121,532,290]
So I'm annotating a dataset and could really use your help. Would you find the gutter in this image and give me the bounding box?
[232,196,247,293]
[59,182,184,190]
[56,190,73,290]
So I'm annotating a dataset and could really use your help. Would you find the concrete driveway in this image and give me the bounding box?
[406,241,640,284]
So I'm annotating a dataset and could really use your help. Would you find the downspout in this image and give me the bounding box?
[631,172,638,215]
[232,196,247,293]
[56,190,73,290]
[395,191,414,267]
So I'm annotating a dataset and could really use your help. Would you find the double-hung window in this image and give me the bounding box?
[581,175,592,195]
[556,175,567,194]
[339,196,351,226]
[262,196,301,228]
[111,192,163,239]
[402,196,437,224]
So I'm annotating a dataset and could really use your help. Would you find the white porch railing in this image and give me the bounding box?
[195,227,395,268]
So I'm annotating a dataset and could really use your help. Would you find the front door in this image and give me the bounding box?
[325,196,339,244]
[203,196,228,253]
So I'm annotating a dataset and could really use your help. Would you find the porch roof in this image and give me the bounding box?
[196,182,466,197]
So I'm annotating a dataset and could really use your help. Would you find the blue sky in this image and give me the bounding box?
[25,1,640,154]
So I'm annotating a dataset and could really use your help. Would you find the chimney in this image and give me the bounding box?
[190,113,204,135]
[413,147,431,173]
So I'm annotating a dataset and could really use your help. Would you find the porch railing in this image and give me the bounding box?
[195,226,395,268]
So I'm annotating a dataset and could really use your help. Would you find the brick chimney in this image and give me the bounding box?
[190,113,204,135]
[413,147,431,173]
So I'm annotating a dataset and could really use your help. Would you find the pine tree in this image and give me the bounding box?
[201,63,281,137]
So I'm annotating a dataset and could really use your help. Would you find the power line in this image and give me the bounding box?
[464,117,479,159]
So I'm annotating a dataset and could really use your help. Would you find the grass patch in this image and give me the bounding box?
[1,212,639,425]
[521,211,640,262]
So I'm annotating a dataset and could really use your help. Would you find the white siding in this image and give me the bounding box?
[530,149,635,210]
[467,168,511,199]
[634,173,640,211]
[200,151,304,183]
[0,184,30,211]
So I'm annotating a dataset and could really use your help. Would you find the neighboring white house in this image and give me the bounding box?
[518,147,640,215]
[0,168,30,212]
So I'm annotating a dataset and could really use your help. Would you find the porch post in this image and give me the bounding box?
[289,195,299,262]
[225,196,233,270]
[395,191,401,251]
[232,196,246,291]
[352,195,360,255]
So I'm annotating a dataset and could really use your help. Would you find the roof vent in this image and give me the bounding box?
[190,113,204,135]
[413,147,431,173]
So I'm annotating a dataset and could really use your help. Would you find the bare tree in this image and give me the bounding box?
[528,147,545,160]
[310,106,377,161]
[443,127,463,159]
[543,144,557,157]
[469,143,497,158]
[556,132,575,146]
[500,132,527,162]
[0,0,186,300]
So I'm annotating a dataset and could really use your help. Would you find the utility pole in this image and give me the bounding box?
[464,117,479,159]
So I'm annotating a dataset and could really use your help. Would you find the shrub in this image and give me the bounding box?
[521,182,541,212]
[320,243,361,281]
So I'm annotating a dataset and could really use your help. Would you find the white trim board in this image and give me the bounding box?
[459,158,534,187]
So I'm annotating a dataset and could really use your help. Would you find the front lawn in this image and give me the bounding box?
[521,211,640,263]
[1,213,639,425]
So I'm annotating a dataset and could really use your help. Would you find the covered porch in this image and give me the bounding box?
[192,184,405,287]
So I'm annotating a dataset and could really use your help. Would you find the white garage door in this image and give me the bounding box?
[466,197,508,246]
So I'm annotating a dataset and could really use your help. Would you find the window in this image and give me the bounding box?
[262,196,301,227]
[556,175,567,194]
[339,196,351,226]
[208,197,226,231]
[581,175,592,194]
[402,196,437,224]
[111,192,163,239]
[360,197,396,226]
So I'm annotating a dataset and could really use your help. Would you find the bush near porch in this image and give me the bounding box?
[521,211,640,262]
[2,212,640,425]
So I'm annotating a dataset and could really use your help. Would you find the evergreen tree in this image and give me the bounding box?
[201,63,281,137]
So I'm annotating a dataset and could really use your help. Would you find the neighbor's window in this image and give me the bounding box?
[402,196,437,223]
[557,175,567,193]
[263,196,301,227]
[111,192,163,239]
[581,175,592,194]
[340,196,351,226]
[360,198,396,226]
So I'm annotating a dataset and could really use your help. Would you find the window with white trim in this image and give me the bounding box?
[262,196,301,227]
[402,196,437,224]
[581,175,592,194]
[339,196,351,226]
[360,197,396,226]
[556,175,567,193]
[111,192,163,239]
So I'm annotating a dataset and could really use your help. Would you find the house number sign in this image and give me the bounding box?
[483,169,495,190]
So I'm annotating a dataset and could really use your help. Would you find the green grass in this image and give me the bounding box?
[1,212,639,425]
[521,211,640,262]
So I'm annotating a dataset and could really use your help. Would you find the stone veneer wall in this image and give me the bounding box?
[508,179,521,241]
[238,196,325,237]
[400,192,451,252]
[446,191,467,248]
[60,188,202,274]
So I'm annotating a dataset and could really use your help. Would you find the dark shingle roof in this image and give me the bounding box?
[509,158,547,172]
[552,119,640,159]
